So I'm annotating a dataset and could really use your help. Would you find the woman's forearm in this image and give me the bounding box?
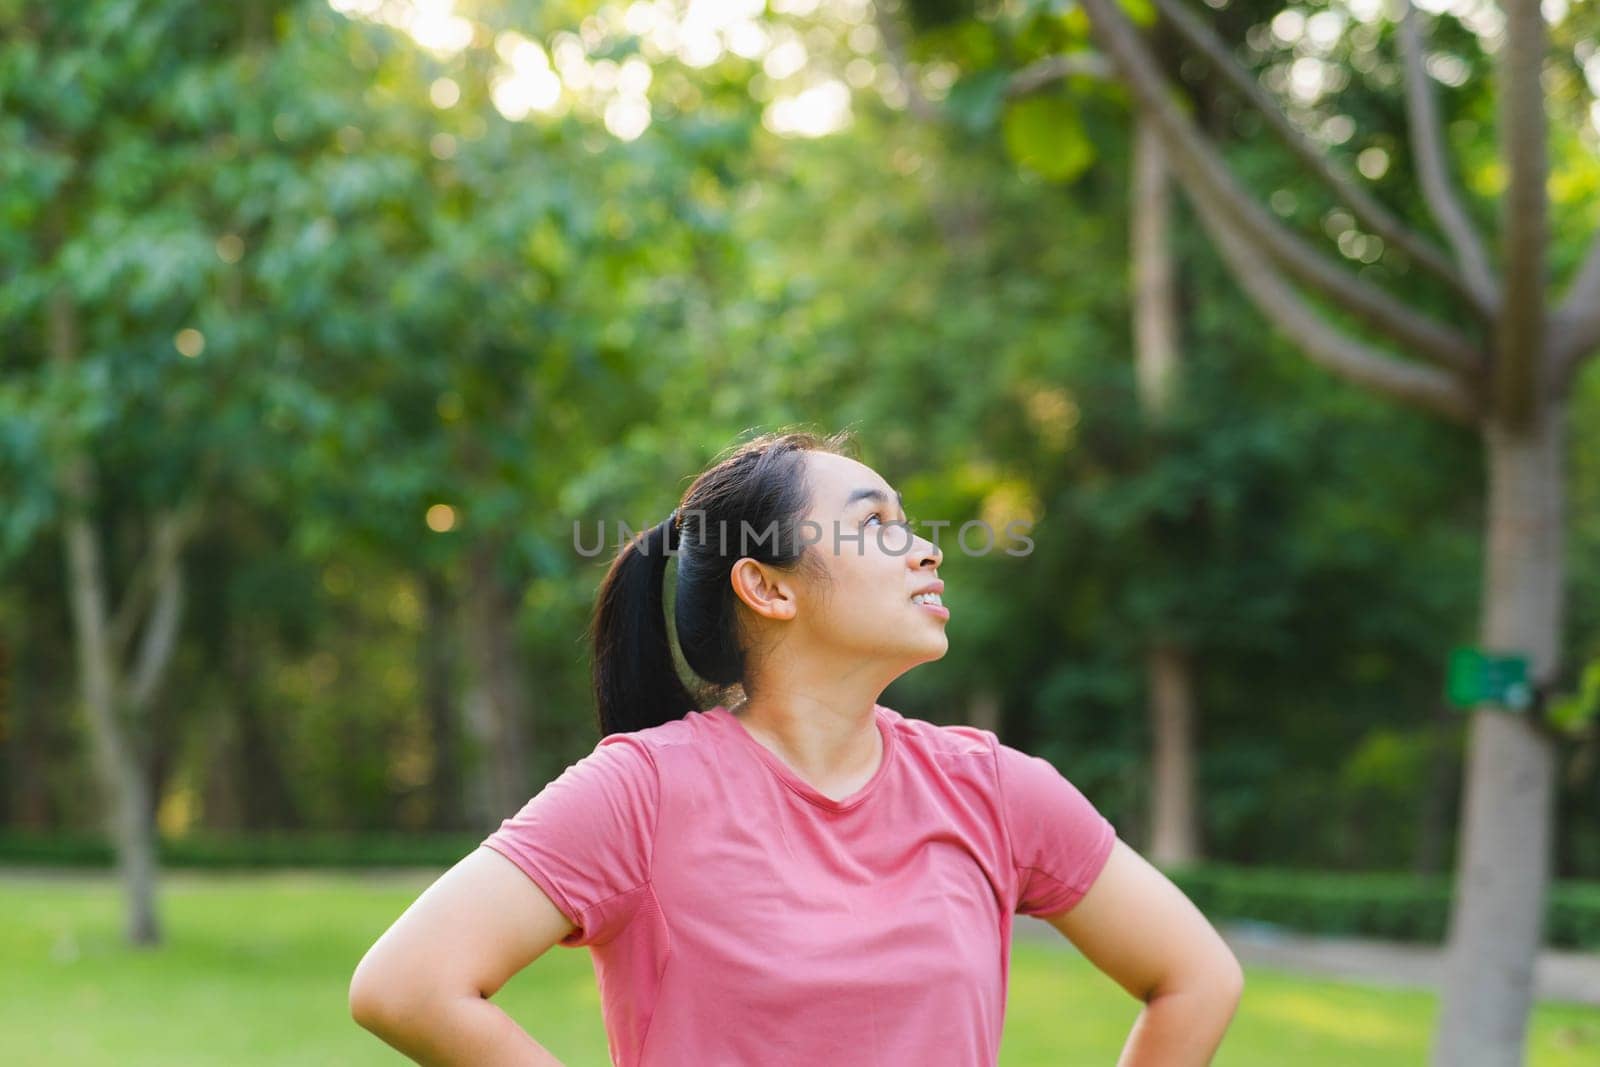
[357,993,567,1067]
[1114,981,1242,1067]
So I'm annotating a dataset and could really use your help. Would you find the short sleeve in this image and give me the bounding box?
[994,740,1117,918]
[480,733,659,947]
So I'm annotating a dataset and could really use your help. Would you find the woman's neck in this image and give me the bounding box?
[730,693,882,794]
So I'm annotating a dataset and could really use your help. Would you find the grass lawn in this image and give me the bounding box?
[2,869,1596,1065]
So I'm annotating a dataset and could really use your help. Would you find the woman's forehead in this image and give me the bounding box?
[807,452,890,500]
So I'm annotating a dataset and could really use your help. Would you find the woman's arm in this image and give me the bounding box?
[349,846,580,1066]
[1041,838,1245,1066]
[1109,977,1243,1067]
[355,993,566,1067]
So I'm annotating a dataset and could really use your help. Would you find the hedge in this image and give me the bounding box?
[3,831,1597,950]
[0,829,485,870]
[1164,864,1600,951]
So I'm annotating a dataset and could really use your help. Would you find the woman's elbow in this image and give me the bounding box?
[348,972,387,1031]
[1157,949,1245,1007]
[1205,946,1245,997]
[1222,954,1245,1002]
[1204,950,1246,1013]
[349,953,411,1034]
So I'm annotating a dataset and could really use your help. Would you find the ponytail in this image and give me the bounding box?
[591,510,698,736]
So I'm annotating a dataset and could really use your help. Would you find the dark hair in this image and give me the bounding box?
[588,427,857,736]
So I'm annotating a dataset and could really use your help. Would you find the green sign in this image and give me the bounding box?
[1447,647,1532,711]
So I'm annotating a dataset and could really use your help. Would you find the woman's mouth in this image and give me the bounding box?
[911,592,950,619]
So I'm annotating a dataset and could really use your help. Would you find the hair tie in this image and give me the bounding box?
[659,508,680,550]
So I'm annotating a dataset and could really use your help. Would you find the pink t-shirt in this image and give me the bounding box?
[480,703,1117,1066]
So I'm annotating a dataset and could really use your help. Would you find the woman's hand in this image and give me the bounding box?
[1041,838,1245,1065]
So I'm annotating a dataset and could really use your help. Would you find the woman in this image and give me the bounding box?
[349,429,1243,1065]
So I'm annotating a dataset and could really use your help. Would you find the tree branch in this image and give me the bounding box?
[1152,0,1485,313]
[126,509,188,713]
[872,3,941,124]
[1132,114,1181,419]
[1552,230,1600,396]
[108,547,160,666]
[1077,0,1485,379]
[1173,113,1479,423]
[1394,0,1499,312]
[1005,52,1114,97]
[108,499,203,665]
[1493,0,1548,428]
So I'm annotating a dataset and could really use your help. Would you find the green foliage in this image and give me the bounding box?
[945,67,1012,132]
[2,0,1598,891]
[0,829,484,869]
[1547,658,1600,735]
[1168,864,1600,951]
[1001,93,1095,181]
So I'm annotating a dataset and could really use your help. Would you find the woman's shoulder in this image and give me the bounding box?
[600,708,717,749]
[881,705,996,752]
[589,707,737,781]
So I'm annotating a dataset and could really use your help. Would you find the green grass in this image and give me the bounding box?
[2,870,1595,1065]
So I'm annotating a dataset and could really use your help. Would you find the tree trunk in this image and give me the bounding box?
[1147,638,1201,867]
[421,569,465,830]
[1131,114,1202,869]
[60,485,163,946]
[966,686,1001,735]
[50,288,166,947]
[464,541,531,820]
[1431,404,1567,1067]
[463,683,496,827]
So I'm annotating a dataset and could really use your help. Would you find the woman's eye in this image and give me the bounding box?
[865,511,914,530]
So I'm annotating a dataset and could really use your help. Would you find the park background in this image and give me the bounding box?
[2,0,1599,1063]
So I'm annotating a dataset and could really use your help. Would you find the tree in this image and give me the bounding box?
[0,0,309,946]
[1071,0,1597,1060]
[1128,114,1206,867]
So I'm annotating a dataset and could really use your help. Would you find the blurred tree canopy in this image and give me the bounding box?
[1,0,1597,928]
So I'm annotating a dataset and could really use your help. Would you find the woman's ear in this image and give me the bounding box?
[729,558,797,621]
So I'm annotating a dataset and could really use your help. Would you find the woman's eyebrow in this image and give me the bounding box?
[843,488,903,510]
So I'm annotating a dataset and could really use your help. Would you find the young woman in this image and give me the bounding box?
[350,429,1243,1066]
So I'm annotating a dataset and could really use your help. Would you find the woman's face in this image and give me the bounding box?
[732,452,948,674]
